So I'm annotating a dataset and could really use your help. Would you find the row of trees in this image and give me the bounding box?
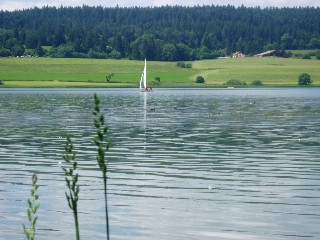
[0,5,320,60]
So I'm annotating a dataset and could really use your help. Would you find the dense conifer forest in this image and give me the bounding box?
[0,5,319,60]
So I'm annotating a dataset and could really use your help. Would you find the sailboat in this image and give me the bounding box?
[140,59,153,92]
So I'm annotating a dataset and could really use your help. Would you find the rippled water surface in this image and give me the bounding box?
[0,88,319,240]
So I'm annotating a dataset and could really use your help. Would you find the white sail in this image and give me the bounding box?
[140,72,144,89]
[140,59,152,92]
[143,58,147,89]
[139,59,147,89]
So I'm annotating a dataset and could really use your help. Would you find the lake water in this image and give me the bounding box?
[0,88,319,240]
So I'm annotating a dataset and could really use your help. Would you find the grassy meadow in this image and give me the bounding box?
[193,57,320,86]
[0,57,319,87]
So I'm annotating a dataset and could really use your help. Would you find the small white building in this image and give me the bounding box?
[232,51,246,58]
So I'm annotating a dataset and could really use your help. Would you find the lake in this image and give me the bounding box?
[0,88,319,240]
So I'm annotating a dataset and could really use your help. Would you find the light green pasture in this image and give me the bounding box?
[0,57,319,87]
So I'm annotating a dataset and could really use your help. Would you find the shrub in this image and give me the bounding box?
[0,80,3,85]
[302,53,311,59]
[88,49,106,59]
[250,80,264,86]
[155,76,160,82]
[185,63,192,68]
[54,44,74,58]
[176,62,185,68]
[294,53,302,59]
[195,76,205,83]
[72,52,88,58]
[176,62,192,68]
[105,73,114,83]
[298,73,312,85]
[109,50,121,59]
[225,79,247,86]
[0,48,11,57]
[24,49,34,56]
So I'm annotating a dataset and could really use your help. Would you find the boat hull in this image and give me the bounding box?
[140,89,153,92]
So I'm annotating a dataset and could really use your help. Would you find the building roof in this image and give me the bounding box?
[254,50,276,57]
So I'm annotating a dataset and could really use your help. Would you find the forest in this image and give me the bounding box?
[0,5,319,60]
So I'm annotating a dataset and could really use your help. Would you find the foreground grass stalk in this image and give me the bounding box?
[93,94,111,240]
[23,174,40,240]
[62,135,80,240]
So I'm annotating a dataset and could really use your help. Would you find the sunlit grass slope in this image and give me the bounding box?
[0,57,319,87]
[192,57,320,86]
[0,58,195,87]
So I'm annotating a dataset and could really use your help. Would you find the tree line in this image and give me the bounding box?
[0,5,319,60]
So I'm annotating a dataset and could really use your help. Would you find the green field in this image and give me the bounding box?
[288,49,319,55]
[193,57,320,86]
[0,57,319,87]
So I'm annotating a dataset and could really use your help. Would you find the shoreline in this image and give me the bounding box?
[1,85,319,89]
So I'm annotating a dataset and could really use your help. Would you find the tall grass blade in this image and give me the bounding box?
[62,135,80,240]
[93,93,111,240]
[23,174,40,240]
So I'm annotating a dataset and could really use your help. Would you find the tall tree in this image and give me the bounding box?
[0,5,319,59]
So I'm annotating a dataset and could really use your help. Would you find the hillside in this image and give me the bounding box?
[0,5,320,60]
[0,57,319,87]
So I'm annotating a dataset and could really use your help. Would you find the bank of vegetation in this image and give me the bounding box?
[0,5,320,60]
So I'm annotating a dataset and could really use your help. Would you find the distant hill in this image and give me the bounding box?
[0,5,319,60]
